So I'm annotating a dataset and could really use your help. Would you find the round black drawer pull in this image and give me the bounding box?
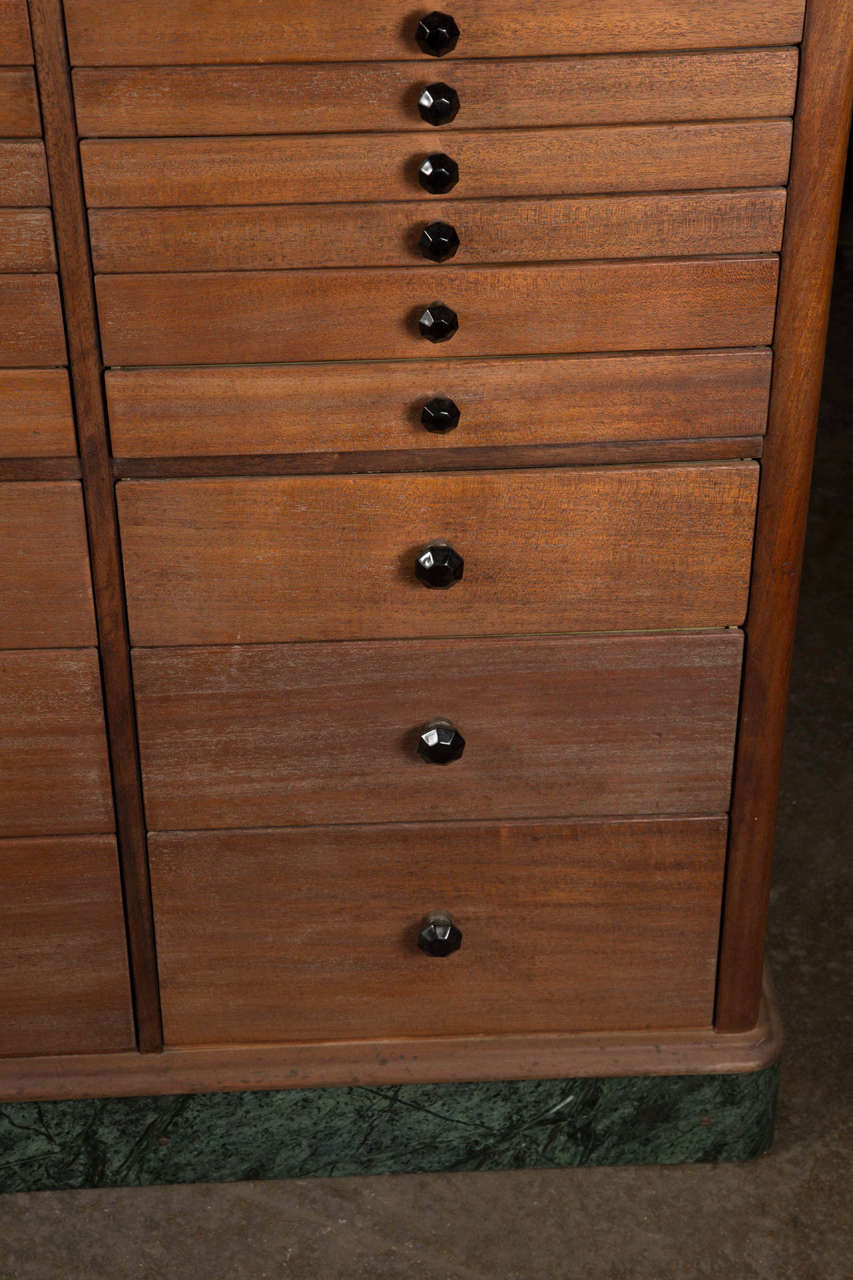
[419,302,458,343]
[419,152,459,194]
[416,12,460,57]
[418,720,466,764]
[419,220,460,262]
[418,912,463,957]
[415,542,464,589]
[419,82,460,126]
[421,396,461,433]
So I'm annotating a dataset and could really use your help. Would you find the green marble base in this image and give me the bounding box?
[0,1067,778,1193]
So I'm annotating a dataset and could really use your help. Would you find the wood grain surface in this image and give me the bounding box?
[0,648,114,837]
[0,67,40,135]
[0,369,76,456]
[150,818,726,1046]
[0,274,66,365]
[80,121,794,208]
[117,464,759,645]
[0,482,96,646]
[95,257,779,366]
[106,350,773,459]
[0,209,55,272]
[0,835,134,1058]
[133,631,744,831]
[72,51,798,138]
[0,142,49,204]
[90,190,788,275]
[0,0,31,63]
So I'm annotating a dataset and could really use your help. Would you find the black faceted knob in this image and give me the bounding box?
[415,542,464,589]
[416,12,460,57]
[419,82,460,126]
[418,720,466,764]
[419,221,460,262]
[419,302,458,343]
[422,396,460,433]
[419,153,459,194]
[418,912,463,957]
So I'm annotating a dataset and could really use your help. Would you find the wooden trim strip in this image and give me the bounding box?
[716,0,853,1031]
[0,456,80,479]
[27,0,162,1051]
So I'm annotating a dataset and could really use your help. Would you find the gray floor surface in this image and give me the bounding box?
[0,173,851,1280]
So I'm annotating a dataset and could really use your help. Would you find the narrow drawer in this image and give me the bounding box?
[0,68,40,136]
[118,464,758,645]
[81,121,794,208]
[96,258,779,366]
[0,483,95,647]
[0,370,76,458]
[150,817,727,1046]
[0,210,56,273]
[0,836,134,1057]
[0,0,32,64]
[0,275,66,366]
[0,143,50,206]
[72,51,797,137]
[0,650,114,838]
[64,0,806,64]
[133,631,744,830]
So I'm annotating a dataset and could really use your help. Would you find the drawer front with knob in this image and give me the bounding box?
[147,817,728,1045]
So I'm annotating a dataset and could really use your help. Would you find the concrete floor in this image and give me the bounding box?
[1,177,851,1280]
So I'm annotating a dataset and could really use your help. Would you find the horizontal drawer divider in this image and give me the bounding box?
[144,811,730,836]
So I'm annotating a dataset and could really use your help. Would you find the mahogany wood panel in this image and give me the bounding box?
[107,350,773,459]
[0,648,114,837]
[0,482,96,646]
[0,274,66,365]
[80,122,794,208]
[90,190,788,275]
[0,68,40,135]
[0,836,134,1057]
[133,631,744,831]
[0,142,49,204]
[63,0,806,64]
[150,818,726,1046]
[0,209,55,272]
[72,51,798,138]
[117,464,758,646]
[96,258,779,367]
[717,0,853,1031]
[0,368,76,456]
[0,0,31,63]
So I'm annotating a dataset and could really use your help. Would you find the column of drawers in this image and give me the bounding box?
[0,0,133,1059]
[65,2,803,1051]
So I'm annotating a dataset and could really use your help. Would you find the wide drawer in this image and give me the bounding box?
[150,817,726,1046]
[0,0,31,64]
[64,1,806,64]
[96,258,779,366]
[0,68,40,136]
[72,51,797,137]
[118,464,758,646]
[0,835,134,1057]
[0,275,66,366]
[133,631,744,830]
[0,370,76,458]
[0,650,114,838]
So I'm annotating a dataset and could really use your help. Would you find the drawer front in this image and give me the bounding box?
[0,483,96,647]
[80,122,794,208]
[0,68,40,136]
[150,817,726,1046]
[64,0,806,64]
[0,210,56,273]
[72,51,797,137]
[107,350,773,459]
[96,258,779,366]
[0,836,134,1057]
[133,632,744,830]
[0,370,76,458]
[0,650,114,838]
[90,190,787,275]
[0,275,66,366]
[0,143,50,206]
[0,0,32,63]
[118,464,758,646]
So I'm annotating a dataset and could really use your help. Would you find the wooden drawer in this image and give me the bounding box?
[0,0,32,63]
[90,190,787,275]
[96,258,779,367]
[150,817,726,1046]
[0,275,66,366]
[0,483,95,647]
[0,210,56,273]
[0,370,76,457]
[133,631,743,830]
[63,1,806,64]
[0,649,114,838]
[72,51,797,137]
[0,142,50,206]
[118,464,758,646]
[0,68,40,136]
[0,836,134,1057]
[81,121,793,208]
[107,350,773,459]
